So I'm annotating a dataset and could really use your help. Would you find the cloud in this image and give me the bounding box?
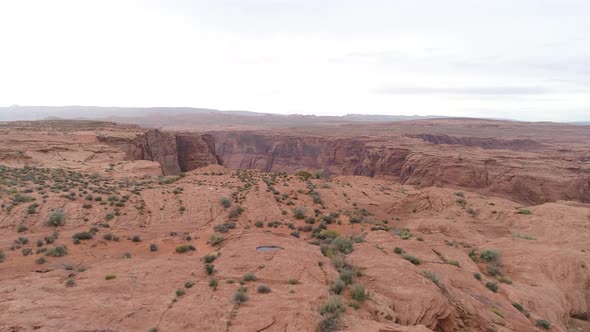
[376,86,553,95]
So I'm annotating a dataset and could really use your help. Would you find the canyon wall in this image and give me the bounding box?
[97,129,589,205]
[98,130,220,175]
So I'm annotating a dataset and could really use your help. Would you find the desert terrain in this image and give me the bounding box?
[0,119,589,332]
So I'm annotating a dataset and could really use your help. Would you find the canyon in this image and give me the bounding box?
[0,119,589,332]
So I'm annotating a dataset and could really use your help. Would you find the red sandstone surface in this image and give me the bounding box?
[0,119,589,332]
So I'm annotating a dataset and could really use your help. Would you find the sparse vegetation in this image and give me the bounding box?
[176,244,196,253]
[535,319,551,329]
[479,249,501,263]
[402,254,421,265]
[242,273,257,282]
[349,284,367,301]
[518,208,532,215]
[46,245,68,257]
[257,285,271,293]
[47,209,65,227]
[485,281,498,292]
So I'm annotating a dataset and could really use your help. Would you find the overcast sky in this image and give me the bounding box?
[1,0,589,121]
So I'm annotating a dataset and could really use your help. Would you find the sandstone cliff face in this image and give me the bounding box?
[98,130,220,175]
[210,131,590,205]
[212,132,411,177]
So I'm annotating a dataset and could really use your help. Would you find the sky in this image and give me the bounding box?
[0,0,589,121]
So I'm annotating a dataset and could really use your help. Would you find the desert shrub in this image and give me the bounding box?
[330,279,345,294]
[0,249,5,263]
[184,281,194,288]
[233,290,248,304]
[105,274,117,280]
[479,249,500,263]
[297,170,313,180]
[311,191,322,204]
[17,224,28,233]
[105,212,114,220]
[220,197,231,208]
[402,254,421,265]
[103,233,119,241]
[46,245,68,257]
[47,209,65,227]
[288,278,299,285]
[466,207,477,216]
[176,244,196,253]
[422,271,440,287]
[228,206,244,219]
[349,284,367,301]
[293,206,306,219]
[242,273,257,282]
[318,229,339,240]
[255,221,264,228]
[497,276,512,284]
[339,268,354,285]
[485,281,498,292]
[65,278,75,287]
[512,302,530,317]
[320,296,345,316]
[82,203,92,209]
[209,233,224,246]
[209,278,218,290]
[131,235,141,242]
[72,232,93,242]
[349,216,363,224]
[290,230,300,238]
[203,254,217,263]
[535,319,551,329]
[518,208,532,215]
[331,237,353,254]
[176,288,185,297]
[150,243,158,252]
[447,260,460,267]
[455,191,464,197]
[35,257,46,264]
[473,273,482,280]
[486,266,503,276]
[213,222,236,233]
[393,247,404,254]
[257,285,271,293]
[22,248,32,256]
[205,264,214,275]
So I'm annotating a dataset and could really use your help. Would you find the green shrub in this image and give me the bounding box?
[176,288,186,297]
[17,224,28,233]
[233,289,248,303]
[255,221,264,228]
[22,248,33,256]
[535,319,550,330]
[35,257,46,264]
[105,274,117,280]
[330,279,345,294]
[288,278,299,285]
[257,285,271,293]
[293,206,306,219]
[82,203,92,209]
[330,237,353,254]
[479,249,500,263]
[320,296,345,316]
[512,302,530,317]
[209,278,218,290]
[131,235,141,242]
[242,273,257,282]
[72,232,93,242]
[485,281,498,292]
[150,243,158,252]
[220,197,231,208]
[0,249,5,263]
[203,254,217,263]
[209,233,224,246]
[47,209,65,227]
[402,254,421,265]
[422,271,440,287]
[349,284,367,301]
[205,264,214,275]
[46,245,68,257]
[473,273,482,280]
[393,247,404,254]
[184,281,194,288]
[518,208,532,215]
[176,244,196,253]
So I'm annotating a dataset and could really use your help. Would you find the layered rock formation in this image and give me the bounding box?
[98,130,221,175]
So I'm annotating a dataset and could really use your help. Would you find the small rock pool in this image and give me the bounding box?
[256,245,284,251]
